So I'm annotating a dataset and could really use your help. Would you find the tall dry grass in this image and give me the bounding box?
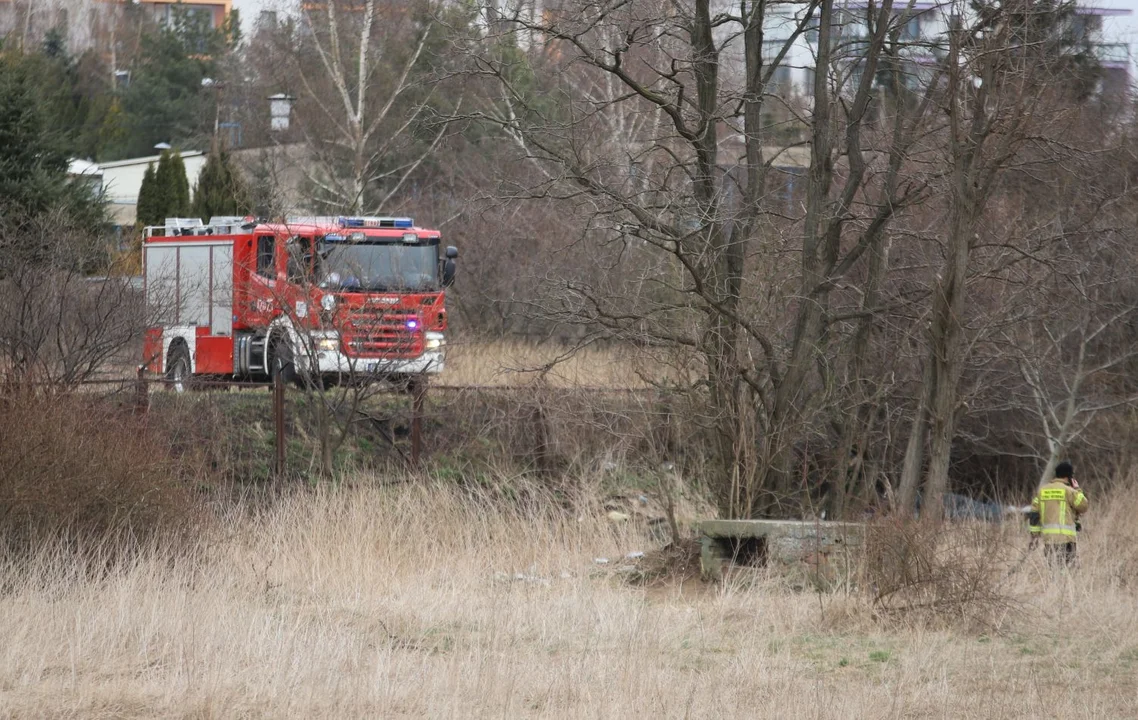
[1,478,1136,718]
[440,339,691,388]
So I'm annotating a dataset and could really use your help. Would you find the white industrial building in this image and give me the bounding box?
[69,151,208,227]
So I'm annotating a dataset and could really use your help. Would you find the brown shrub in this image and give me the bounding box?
[0,391,205,554]
[863,516,1022,631]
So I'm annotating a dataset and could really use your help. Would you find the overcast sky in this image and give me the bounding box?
[230,0,286,32]
[1102,0,1138,45]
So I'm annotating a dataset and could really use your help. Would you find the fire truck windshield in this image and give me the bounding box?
[316,238,438,292]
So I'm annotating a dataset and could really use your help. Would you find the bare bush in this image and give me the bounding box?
[0,392,205,553]
[0,211,147,388]
[864,517,1022,631]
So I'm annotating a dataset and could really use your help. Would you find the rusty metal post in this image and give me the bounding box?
[531,400,551,475]
[273,371,286,479]
[135,365,149,415]
[410,375,427,468]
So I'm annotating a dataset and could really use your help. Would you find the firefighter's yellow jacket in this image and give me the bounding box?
[1029,481,1088,544]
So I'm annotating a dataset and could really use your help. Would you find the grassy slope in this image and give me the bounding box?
[1,481,1135,719]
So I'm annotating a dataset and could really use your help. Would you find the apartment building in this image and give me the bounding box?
[0,0,232,51]
[131,0,233,29]
[742,0,1132,102]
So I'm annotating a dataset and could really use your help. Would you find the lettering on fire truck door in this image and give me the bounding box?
[249,235,277,321]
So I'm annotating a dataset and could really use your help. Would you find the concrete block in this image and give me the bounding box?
[698,519,864,584]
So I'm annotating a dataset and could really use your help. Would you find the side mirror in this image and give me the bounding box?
[442,259,456,288]
[445,245,458,259]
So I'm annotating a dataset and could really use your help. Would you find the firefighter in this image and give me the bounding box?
[1028,461,1088,566]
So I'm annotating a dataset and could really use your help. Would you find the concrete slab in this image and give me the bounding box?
[698,519,864,584]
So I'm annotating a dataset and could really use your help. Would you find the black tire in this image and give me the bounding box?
[269,335,298,386]
[165,343,192,393]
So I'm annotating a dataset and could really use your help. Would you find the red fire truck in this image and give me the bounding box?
[141,215,457,388]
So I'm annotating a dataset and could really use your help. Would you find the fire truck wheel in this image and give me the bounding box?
[269,335,298,386]
[165,343,192,393]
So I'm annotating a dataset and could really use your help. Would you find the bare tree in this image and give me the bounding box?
[0,210,149,390]
[457,0,953,517]
[1003,228,1138,484]
[895,0,1110,516]
[282,0,462,213]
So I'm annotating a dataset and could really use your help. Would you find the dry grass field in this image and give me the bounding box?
[2,479,1137,719]
[439,339,691,388]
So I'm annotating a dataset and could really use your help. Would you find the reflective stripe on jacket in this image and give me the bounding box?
[1029,481,1088,544]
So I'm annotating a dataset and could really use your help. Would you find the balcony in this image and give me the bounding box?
[1094,42,1131,68]
[121,1,232,30]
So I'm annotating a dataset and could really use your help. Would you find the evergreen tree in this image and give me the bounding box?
[103,8,239,160]
[153,149,190,220]
[169,151,191,215]
[41,28,66,60]
[191,149,250,220]
[248,149,283,220]
[0,51,105,226]
[136,162,161,227]
[0,54,67,213]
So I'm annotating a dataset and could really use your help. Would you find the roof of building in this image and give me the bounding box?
[67,158,103,177]
[1075,5,1133,15]
[98,150,205,169]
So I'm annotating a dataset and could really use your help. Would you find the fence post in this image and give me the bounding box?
[531,398,551,475]
[273,372,286,479]
[135,365,149,415]
[410,374,427,468]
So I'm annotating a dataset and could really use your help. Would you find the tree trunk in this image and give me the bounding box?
[916,21,983,520]
[689,0,751,518]
[829,231,891,520]
[755,0,837,513]
[897,355,933,513]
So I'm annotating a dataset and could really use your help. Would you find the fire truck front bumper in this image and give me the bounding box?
[309,348,445,376]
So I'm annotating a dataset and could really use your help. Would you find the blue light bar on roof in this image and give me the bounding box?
[338,216,414,229]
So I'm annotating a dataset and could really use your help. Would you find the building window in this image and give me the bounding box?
[899,15,920,41]
[766,65,793,95]
[1070,15,1102,44]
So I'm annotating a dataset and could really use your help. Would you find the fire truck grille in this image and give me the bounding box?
[343,309,423,358]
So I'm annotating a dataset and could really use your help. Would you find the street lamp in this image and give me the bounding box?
[269,93,295,132]
[203,77,227,150]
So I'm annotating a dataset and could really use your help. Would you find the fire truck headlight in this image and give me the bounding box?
[425,332,445,351]
[315,337,339,352]
[321,294,336,312]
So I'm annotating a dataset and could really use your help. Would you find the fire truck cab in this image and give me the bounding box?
[141,215,456,387]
